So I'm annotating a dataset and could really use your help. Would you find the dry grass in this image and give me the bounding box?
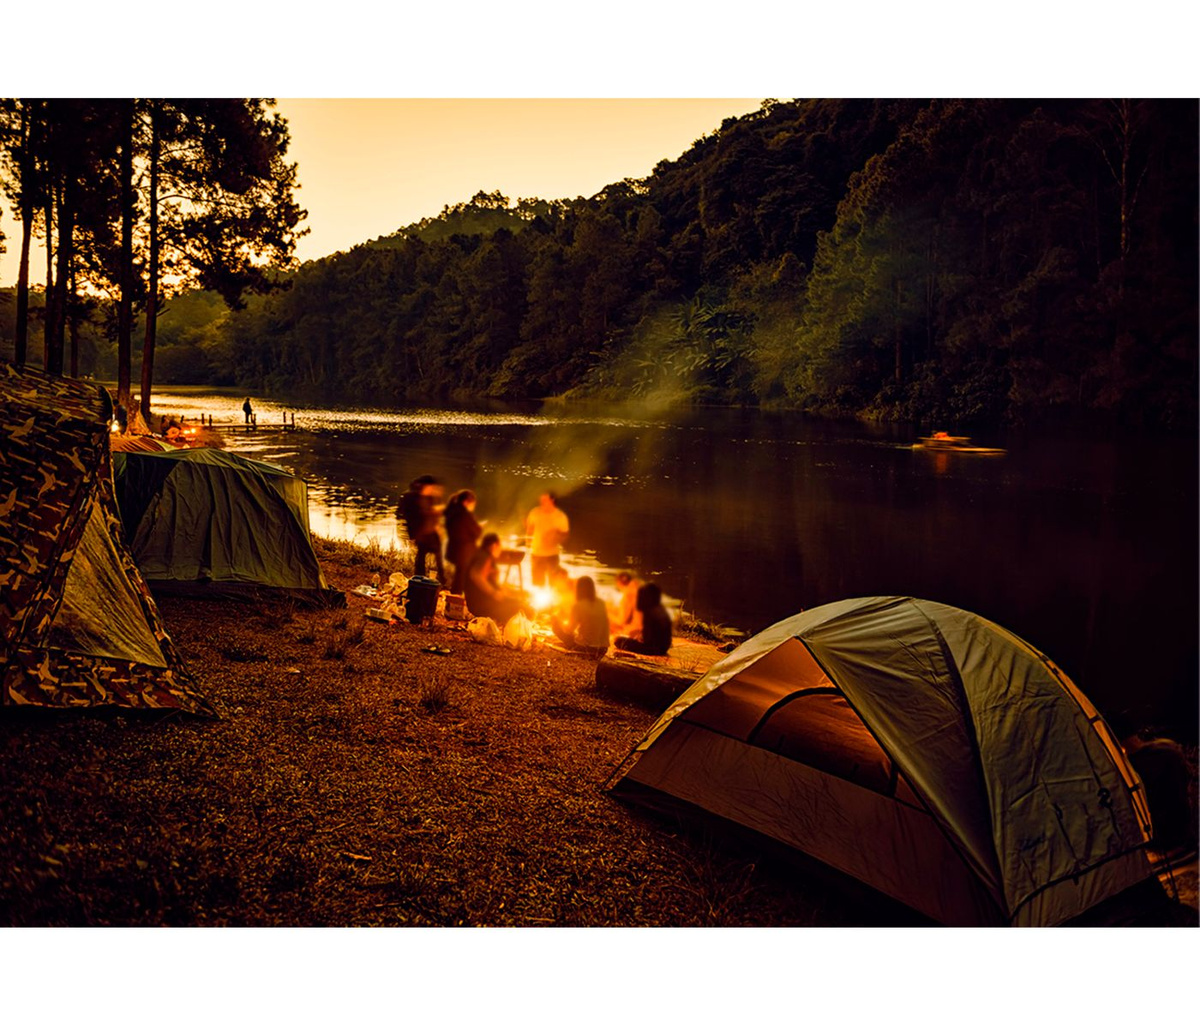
[418,678,452,714]
[322,615,366,660]
[1,539,1194,928]
[314,534,412,578]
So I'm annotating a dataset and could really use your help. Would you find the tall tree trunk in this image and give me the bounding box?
[68,259,80,378]
[118,100,135,406]
[15,211,32,370]
[48,183,73,377]
[140,103,160,425]
[42,188,54,371]
[13,107,37,370]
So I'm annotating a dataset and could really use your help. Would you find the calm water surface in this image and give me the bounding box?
[155,388,1198,739]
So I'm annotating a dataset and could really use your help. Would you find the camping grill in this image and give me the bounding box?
[498,548,525,589]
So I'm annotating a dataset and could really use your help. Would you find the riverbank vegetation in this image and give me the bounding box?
[3,99,1196,430]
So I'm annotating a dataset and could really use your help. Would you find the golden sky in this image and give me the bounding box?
[0,98,764,287]
[276,98,763,264]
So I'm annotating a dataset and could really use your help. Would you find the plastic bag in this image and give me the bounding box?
[503,612,534,651]
[468,616,502,645]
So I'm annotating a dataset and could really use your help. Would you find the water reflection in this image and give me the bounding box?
[151,388,1198,738]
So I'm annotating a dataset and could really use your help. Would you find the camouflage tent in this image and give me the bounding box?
[0,366,211,713]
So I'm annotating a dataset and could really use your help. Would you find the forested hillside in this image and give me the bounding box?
[11,99,1193,428]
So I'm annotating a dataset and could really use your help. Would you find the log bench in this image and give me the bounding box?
[595,653,701,711]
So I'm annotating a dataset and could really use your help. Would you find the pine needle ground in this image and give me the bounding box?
[1,538,1194,927]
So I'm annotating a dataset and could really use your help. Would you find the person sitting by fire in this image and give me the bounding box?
[551,575,609,657]
[465,533,524,626]
[613,582,672,656]
[610,571,641,635]
[444,488,482,595]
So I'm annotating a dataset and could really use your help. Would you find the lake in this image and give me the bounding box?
[153,388,1198,740]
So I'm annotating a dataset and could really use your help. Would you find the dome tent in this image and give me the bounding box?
[112,447,344,607]
[609,596,1155,926]
[0,366,210,713]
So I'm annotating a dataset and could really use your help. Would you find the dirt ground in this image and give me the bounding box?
[1,539,1195,928]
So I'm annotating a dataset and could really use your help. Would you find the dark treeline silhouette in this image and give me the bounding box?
[232,99,1196,429]
[0,98,304,419]
[7,99,1195,430]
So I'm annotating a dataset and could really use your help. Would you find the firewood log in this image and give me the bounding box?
[595,655,698,710]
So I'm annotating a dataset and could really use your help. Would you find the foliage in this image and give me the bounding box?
[222,98,1195,429]
[14,98,1188,430]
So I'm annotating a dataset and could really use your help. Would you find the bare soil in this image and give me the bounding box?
[1,539,1195,927]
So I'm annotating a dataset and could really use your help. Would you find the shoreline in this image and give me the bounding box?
[1,537,1194,927]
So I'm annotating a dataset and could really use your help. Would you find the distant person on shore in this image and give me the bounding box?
[614,583,672,656]
[242,397,253,425]
[465,532,523,625]
[525,491,569,587]
[552,575,610,657]
[444,488,483,594]
[399,474,446,583]
[610,571,642,636]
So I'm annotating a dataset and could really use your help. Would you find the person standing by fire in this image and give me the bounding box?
[399,475,446,583]
[525,490,569,587]
[444,488,482,594]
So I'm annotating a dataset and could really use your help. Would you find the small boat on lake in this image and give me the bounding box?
[913,432,1007,456]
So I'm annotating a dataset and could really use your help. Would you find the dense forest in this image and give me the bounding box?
[4,99,1196,429]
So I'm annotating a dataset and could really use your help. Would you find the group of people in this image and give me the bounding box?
[548,569,672,657]
[398,478,562,630]
[397,477,671,657]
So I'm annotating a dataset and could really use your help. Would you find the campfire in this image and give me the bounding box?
[529,586,555,614]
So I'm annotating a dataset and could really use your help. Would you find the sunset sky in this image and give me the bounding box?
[1,1,1190,289]
[273,98,764,264]
[0,97,764,287]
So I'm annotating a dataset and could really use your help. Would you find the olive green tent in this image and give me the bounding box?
[1,366,210,713]
[610,596,1155,926]
[112,447,344,607]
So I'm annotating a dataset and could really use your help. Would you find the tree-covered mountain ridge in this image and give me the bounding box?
[47,99,1199,430]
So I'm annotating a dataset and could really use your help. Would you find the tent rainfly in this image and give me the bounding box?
[609,596,1156,926]
[112,447,344,607]
[0,366,210,713]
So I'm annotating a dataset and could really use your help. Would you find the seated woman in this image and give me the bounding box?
[609,571,642,635]
[465,533,523,626]
[551,575,610,657]
[613,583,672,656]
